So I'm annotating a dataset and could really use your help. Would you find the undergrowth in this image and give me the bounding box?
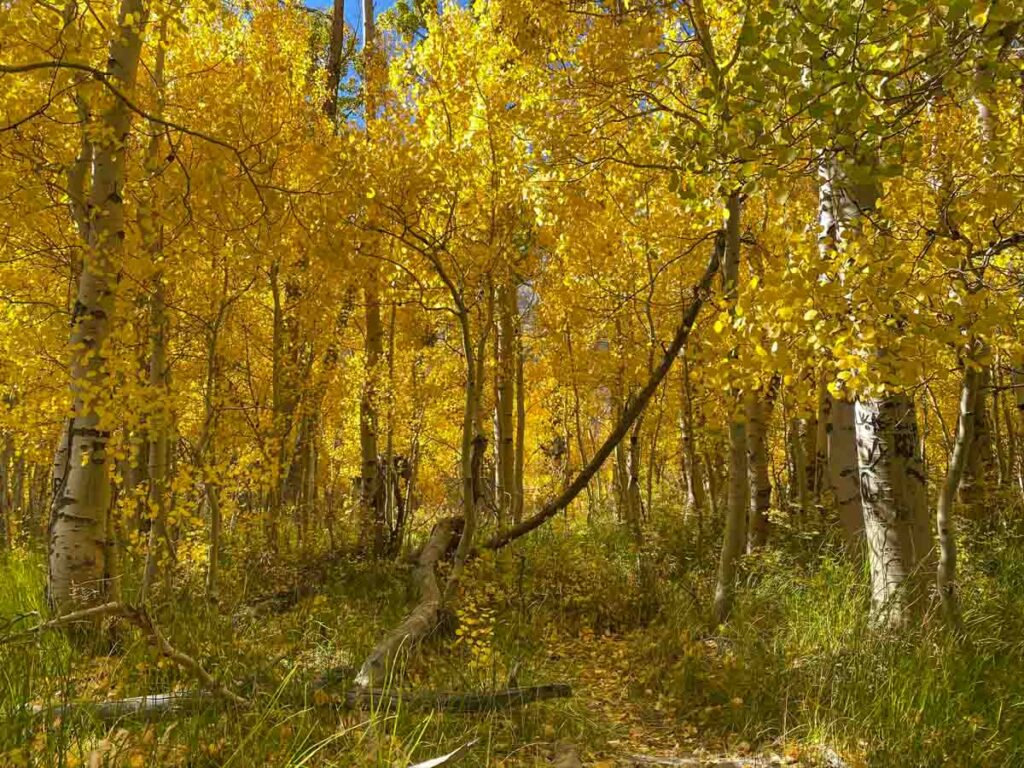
[1,512,1022,766]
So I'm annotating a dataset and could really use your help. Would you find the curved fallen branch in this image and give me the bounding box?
[346,683,572,712]
[355,517,459,687]
[481,235,723,551]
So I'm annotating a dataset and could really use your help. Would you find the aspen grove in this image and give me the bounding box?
[2,0,1024,765]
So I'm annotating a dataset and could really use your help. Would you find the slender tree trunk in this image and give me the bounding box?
[359,0,386,558]
[48,0,148,615]
[513,325,526,524]
[446,307,482,594]
[960,366,995,513]
[789,417,811,514]
[827,396,864,551]
[713,192,747,624]
[680,349,705,520]
[646,407,662,515]
[746,379,776,551]
[139,30,169,601]
[359,268,385,557]
[142,278,169,601]
[324,0,346,120]
[0,437,11,548]
[382,301,397,551]
[812,379,828,501]
[992,358,1006,487]
[624,415,644,535]
[268,261,284,550]
[202,298,225,598]
[566,327,596,514]
[612,321,630,520]
[1001,372,1019,507]
[496,282,517,523]
[936,353,981,627]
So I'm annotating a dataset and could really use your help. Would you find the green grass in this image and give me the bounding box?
[1,513,1024,766]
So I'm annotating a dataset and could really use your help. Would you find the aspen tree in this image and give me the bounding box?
[49,0,150,615]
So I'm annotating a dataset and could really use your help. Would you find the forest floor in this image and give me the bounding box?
[2,513,1023,767]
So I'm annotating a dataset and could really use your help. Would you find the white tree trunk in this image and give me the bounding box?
[745,382,775,551]
[713,192,747,624]
[826,396,864,550]
[959,367,995,512]
[48,0,148,614]
[936,357,981,625]
[855,395,930,628]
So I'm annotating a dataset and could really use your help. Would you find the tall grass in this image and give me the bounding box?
[1,514,1023,765]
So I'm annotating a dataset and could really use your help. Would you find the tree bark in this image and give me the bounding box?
[712,191,747,625]
[826,396,864,551]
[680,348,705,520]
[513,323,526,524]
[745,379,776,551]
[812,379,829,500]
[141,277,169,602]
[936,353,981,627]
[959,366,995,514]
[359,0,386,558]
[441,283,490,596]
[48,0,148,615]
[140,31,169,601]
[324,0,346,120]
[855,395,930,628]
[495,281,517,523]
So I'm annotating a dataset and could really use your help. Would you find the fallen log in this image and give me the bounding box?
[28,682,570,723]
[31,692,208,723]
[345,683,572,712]
[354,517,459,687]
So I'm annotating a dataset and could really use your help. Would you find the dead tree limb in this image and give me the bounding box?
[17,601,124,635]
[32,692,208,722]
[126,605,247,706]
[12,602,247,706]
[481,236,723,551]
[29,681,570,724]
[346,683,572,712]
[354,517,458,687]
